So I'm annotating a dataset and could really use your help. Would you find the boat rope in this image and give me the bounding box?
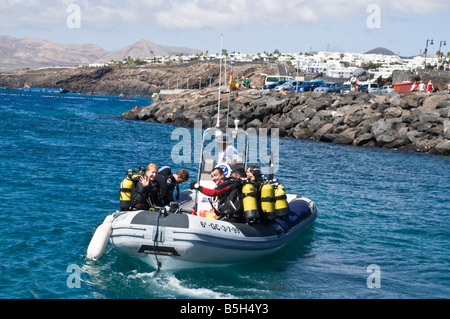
[153,208,163,274]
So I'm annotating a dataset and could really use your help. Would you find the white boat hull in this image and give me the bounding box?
[109,195,317,270]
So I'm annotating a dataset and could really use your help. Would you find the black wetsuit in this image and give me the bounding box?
[156,167,180,205]
[132,179,163,209]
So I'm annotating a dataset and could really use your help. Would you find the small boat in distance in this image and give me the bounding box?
[23,84,69,94]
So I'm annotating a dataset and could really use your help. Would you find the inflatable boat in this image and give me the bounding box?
[87,124,318,270]
[108,193,316,269]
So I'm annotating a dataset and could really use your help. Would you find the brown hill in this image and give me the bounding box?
[0,36,203,70]
[103,39,203,61]
[0,36,108,70]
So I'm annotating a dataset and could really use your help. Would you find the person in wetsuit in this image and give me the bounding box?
[190,167,240,218]
[132,163,164,209]
[157,167,190,205]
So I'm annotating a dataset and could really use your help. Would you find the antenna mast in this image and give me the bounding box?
[216,34,223,128]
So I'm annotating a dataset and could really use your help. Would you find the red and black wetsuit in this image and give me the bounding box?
[198,178,237,214]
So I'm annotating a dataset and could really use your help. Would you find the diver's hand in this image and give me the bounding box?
[190,181,199,190]
[140,175,150,187]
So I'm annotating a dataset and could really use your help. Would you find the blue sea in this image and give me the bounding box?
[0,88,449,300]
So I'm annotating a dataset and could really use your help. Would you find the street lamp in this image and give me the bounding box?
[439,40,447,62]
[425,39,434,68]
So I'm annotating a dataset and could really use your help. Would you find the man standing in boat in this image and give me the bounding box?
[190,167,240,218]
[216,133,242,165]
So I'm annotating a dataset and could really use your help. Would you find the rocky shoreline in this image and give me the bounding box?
[123,88,450,156]
[0,62,270,97]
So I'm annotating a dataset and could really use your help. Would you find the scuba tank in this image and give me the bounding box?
[119,168,143,211]
[274,183,290,219]
[260,182,275,222]
[241,182,260,224]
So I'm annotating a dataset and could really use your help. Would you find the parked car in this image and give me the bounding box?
[379,85,396,94]
[263,80,288,90]
[274,80,293,91]
[264,75,294,87]
[274,80,303,91]
[314,82,343,93]
[292,81,323,92]
[340,84,351,94]
[284,80,304,91]
[358,83,379,93]
[358,84,368,92]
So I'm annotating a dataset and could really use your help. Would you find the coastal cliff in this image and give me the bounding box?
[123,88,450,156]
[0,62,271,97]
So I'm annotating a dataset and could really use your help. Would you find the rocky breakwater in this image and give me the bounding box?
[123,88,450,156]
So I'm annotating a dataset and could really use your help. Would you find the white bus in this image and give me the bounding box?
[264,75,294,86]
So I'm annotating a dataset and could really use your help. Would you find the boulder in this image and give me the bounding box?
[431,140,450,156]
[333,127,357,145]
[353,133,375,146]
[371,118,401,146]
[384,107,403,118]
[444,119,450,139]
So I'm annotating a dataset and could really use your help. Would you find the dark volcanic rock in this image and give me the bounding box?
[122,88,450,156]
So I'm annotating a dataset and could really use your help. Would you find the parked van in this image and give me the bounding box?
[358,82,379,93]
[367,83,379,93]
[264,75,294,86]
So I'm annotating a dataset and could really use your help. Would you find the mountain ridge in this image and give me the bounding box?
[0,35,203,70]
[364,47,397,55]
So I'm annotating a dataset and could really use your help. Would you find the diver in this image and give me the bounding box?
[133,163,164,209]
[246,165,264,189]
[232,167,246,180]
[157,167,190,205]
[190,167,242,220]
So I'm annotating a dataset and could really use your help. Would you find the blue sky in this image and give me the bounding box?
[0,0,449,57]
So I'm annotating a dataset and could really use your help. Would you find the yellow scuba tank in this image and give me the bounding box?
[241,182,260,223]
[274,184,290,219]
[260,182,275,222]
[119,169,142,211]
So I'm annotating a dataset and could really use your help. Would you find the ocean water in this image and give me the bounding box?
[0,88,449,300]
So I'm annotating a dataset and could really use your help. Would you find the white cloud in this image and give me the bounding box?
[0,0,448,30]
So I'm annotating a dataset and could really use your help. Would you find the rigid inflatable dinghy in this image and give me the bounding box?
[87,125,318,270]
[108,193,317,269]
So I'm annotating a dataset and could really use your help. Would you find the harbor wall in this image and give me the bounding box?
[123,88,450,156]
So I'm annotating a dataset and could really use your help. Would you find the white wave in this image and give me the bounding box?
[129,271,236,299]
